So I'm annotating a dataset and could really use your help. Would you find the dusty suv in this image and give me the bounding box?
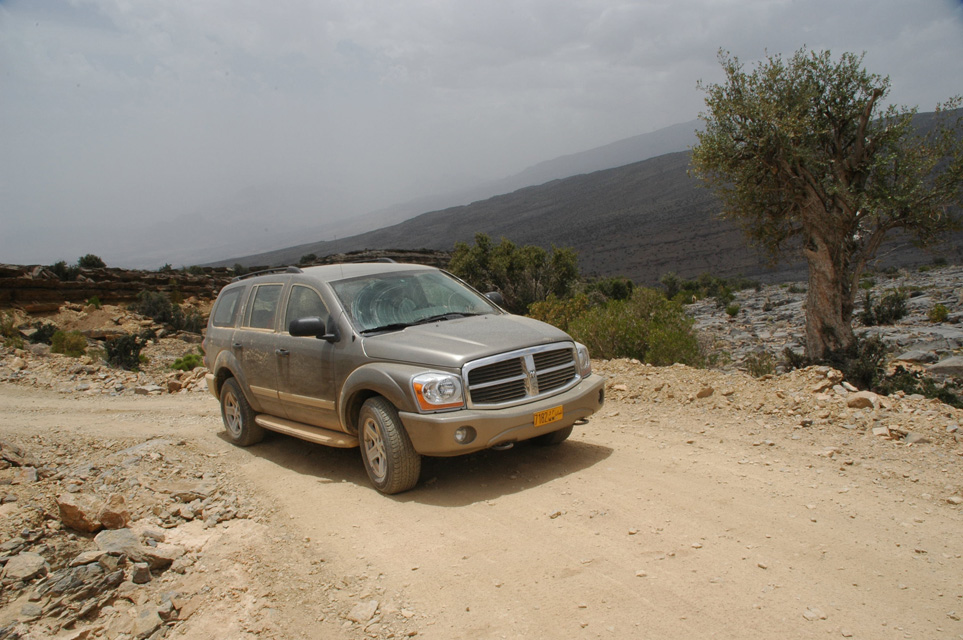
[203,262,604,494]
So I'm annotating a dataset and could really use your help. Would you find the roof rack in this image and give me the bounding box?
[231,265,302,282]
[348,257,397,264]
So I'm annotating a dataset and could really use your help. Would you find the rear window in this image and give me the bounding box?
[211,287,243,327]
[244,284,283,330]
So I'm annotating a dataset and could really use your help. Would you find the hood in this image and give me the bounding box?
[361,313,572,370]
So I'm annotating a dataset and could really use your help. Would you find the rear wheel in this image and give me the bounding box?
[220,378,265,446]
[359,397,421,494]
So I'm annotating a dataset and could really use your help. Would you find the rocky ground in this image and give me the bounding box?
[0,266,961,640]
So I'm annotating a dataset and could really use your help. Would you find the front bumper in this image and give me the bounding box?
[399,374,605,456]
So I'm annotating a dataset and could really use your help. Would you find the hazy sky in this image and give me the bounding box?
[2,0,963,267]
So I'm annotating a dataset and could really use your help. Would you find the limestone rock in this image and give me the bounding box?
[57,493,105,533]
[2,552,49,581]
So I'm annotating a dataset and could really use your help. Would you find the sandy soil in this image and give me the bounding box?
[2,359,962,640]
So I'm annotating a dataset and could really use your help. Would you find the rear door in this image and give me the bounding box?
[235,282,286,416]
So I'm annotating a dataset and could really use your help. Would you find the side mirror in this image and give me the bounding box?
[289,317,339,342]
[485,291,505,307]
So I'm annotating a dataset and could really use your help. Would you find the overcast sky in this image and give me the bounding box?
[2,0,963,268]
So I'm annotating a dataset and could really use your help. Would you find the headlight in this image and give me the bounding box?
[575,342,592,377]
[412,373,465,411]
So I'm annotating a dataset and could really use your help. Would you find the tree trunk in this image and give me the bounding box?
[803,234,857,361]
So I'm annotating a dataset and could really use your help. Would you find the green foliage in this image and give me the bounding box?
[104,333,144,370]
[169,279,184,305]
[86,296,102,309]
[232,263,249,276]
[172,307,204,334]
[171,349,204,371]
[659,272,680,299]
[584,277,635,302]
[744,351,776,377]
[692,47,963,361]
[1,312,24,348]
[49,261,80,281]
[928,303,949,323]
[875,366,963,408]
[133,291,175,324]
[51,330,87,357]
[527,294,591,334]
[184,265,204,276]
[29,322,58,345]
[858,277,875,290]
[449,233,580,315]
[77,254,106,269]
[567,288,702,366]
[159,263,173,273]
[299,253,317,266]
[859,290,909,326]
[725,303,740,317]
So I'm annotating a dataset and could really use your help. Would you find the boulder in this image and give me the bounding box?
[57,493,105,533]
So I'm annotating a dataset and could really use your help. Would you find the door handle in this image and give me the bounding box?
[275,348,290,356]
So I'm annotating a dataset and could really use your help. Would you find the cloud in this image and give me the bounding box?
[1,0,962,266]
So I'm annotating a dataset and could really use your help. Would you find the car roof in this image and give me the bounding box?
[300,262,437,281]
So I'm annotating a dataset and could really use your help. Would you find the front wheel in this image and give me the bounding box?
[359,397,421,494]
[220,378,265,446]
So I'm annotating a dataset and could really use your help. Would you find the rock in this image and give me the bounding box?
[131,604,163,638]
[3,552,49,582]
[13,467,38,484]
[696,386,714,399]
[9,357,27,371]
[346,599,379,623]
[57,493,105,533]
[947,496,963,505]
[98,493,131,529]
[893,350,938,364]
[872,427,891,437]
[94,528,146,563]
[846,391,878,409]
[802,607,827,621]
[143,542,186,569]
[130,562,152,584]
[928,356,963,376]
[69,550,107,567]
[903,432,930,445]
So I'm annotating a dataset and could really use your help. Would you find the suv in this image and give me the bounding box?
[203,262,605,494]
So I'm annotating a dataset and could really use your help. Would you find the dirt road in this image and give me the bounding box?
[2,360,962,639]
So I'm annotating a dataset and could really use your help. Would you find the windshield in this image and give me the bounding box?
[331,269,500,333]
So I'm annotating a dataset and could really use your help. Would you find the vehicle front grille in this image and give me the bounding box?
[464,342,580,408]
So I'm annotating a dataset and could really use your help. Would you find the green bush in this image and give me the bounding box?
[876,366,962,408]
[49,261,80,281]
[860,290,908,326]
[29,322,58,345]
[744,351,776,377]
[86,296,102,309]
[104,333,144,370]
[928,303,949,323]
[132,290,175,324]
[171,350,204,371]
[725,303,740,317]
[567,288,702,366]
[77,254,106,269]
[51,330,87,357]
[527,294,591,333]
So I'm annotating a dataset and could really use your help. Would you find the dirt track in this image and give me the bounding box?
[2,359,963,639]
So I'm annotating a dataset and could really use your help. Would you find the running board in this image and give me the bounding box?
[254,415,359,448]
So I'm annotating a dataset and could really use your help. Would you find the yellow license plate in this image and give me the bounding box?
[534,406,563,428]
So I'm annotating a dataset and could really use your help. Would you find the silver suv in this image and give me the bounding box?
[203,262,604,494]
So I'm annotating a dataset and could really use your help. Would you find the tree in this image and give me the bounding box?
[77,254,106,269]
[691,48,963,361]
[449,233,580,314]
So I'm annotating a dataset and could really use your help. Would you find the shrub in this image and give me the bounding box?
[86,296,102,309]
[29,322,58,345]
[584,277,635,302]
[861,290,908,326]
[232,263,249,276]
[725,303,740,317]
[744,351,776,377]
[528,294,591,333]
[132,291,175,324]
[659,272,680,299]
[49,261,80,281]
[568,288,702,366]
[172,307,204,334]
[77,254,106,269]
[299,253,318,266]
[787,283,806,294]
[171,350,204,371]
[104,333,144,370]
[875,366,962,408]
[928,303,949,323]
[51,330,87,357]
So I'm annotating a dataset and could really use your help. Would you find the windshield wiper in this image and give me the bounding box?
[360,322,411,334]
[413,312,482,325]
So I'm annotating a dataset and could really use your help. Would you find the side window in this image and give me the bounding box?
[245,284,283,330]
[211,287,243,327]
[284,285,330,330]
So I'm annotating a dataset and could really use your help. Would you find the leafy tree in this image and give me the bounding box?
[449,233,580,314]
[691,48,963,360]
[77,254,106,269]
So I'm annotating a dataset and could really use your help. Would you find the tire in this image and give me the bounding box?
[532,425,574,446]
[359,397,421,494]
[220,378,265,446]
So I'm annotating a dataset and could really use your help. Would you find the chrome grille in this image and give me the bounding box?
[463,342,580,408]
